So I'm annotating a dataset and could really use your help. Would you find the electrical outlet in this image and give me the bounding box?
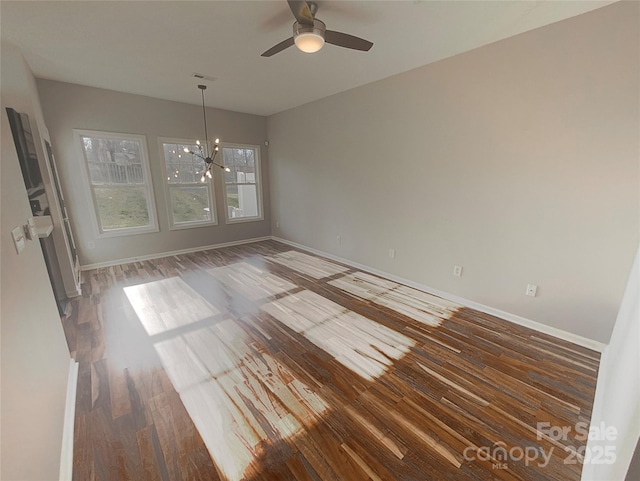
[389,249,396,259]
[336,235,341,245]
[526,284,538,297]
[276,221,280,229]
[453,265,463,277]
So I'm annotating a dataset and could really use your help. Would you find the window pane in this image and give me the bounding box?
[127,164,144,183]
[94,186,150,230]
[161,141,216,228]
[223,147,256,184]
[77,130,157,236]
[87,161,110,183]
[82,136,144,185]
[226,184,258,219]
[163,143,202,184]
[169,186,212,224]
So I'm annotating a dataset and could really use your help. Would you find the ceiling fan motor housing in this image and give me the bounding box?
[293,19,326,53]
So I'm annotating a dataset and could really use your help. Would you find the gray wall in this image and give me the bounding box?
[267,2,639,344]
[37,80,270,267]
[1,42,71,481]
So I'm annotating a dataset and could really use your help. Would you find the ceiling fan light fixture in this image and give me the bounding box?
[295,32,325,53]
[261,2,373,57]
[293,19,326,53]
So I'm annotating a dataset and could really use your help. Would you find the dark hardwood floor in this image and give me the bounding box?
[63,240,600,481]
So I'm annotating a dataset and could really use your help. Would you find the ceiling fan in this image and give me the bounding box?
[261,0,373,57]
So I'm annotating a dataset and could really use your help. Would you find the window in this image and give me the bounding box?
[75,130,157,237]
[222,144,263,223]
[160,139,216,229]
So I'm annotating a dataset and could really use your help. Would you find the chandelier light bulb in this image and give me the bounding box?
[215,138,220,144]
[206,170,212,179]
[200,174,206,183]
[224,166,231,172]
[183,147,189,153]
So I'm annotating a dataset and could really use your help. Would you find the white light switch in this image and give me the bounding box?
[453,265,463,277]
[12,226,26,254]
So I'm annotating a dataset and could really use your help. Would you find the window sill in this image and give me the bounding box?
[169,220,218,231]
[97,224,160,239]
[224,215,264,225]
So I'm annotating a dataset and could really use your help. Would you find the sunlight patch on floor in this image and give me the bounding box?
[262,290,415,381]
[207,261,297,300]
[139,308,328,481]
[329,271,460,327]
[124,277,219,335]
[267,250,350,279]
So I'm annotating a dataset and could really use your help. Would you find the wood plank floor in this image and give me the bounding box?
[63,240,600,481]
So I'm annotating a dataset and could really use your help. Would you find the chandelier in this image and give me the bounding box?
[184,84,230,182]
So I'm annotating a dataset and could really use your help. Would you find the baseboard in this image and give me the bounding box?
[271,236,606,353]
[80,236,272,271]
[59,359,79,481]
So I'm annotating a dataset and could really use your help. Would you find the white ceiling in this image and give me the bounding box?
[1,0,614,116]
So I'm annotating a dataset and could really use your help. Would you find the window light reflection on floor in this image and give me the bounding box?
[329,271,457,327]
[155,321,328,481]
[267,250,350,279]
[125,276,329,481]
[207,261,297,301]
[262,290,416,381]
[124,277,219,336]
[122,267,424,480]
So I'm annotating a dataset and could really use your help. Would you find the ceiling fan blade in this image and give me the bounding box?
[324,30,373,52]
[261,37,295,57]
[287,0,314,25]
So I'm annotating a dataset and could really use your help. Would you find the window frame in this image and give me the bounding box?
[74,129,159,238]
[158,137,218,231]
[221,142,264,224]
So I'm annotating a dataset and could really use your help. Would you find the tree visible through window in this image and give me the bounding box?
[76,130,157,235]
[222,145,262,222]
